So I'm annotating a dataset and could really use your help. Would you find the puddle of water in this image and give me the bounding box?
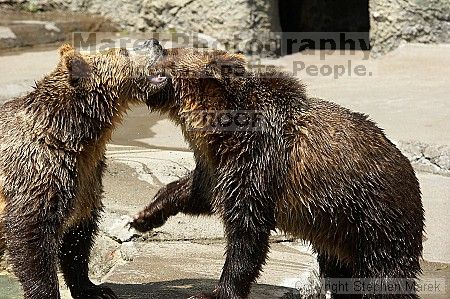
[110,106,189,151]
[0,274,22,299]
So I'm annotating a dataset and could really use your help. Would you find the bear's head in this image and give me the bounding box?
[56,39,167,107]
[145,48,247,118]
[24,40,169,151]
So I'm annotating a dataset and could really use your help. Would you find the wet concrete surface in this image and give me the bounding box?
[0,274,22,299]
[111,108,189,152]
[419,260,450,299]
[101,241,315,299]
[419,173,450,264]
[262,44,450,146]
[0,44,449,298]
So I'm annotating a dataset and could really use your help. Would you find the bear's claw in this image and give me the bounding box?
[72,285,118,299]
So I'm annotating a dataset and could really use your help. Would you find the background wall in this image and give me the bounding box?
[370,0,450,56]
[1,0,279,52]
[1,0,449,56]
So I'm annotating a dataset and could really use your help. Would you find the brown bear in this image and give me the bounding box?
[130,48,424,299]
[0,39,166,299]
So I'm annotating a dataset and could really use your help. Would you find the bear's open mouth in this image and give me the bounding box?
[148,67,170,85]
[149,74,167,84]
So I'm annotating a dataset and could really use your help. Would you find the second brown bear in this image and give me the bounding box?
[131,48,424,299]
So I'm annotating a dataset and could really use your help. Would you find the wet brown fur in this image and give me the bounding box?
[132,48,424,299]
[0,42,165,299]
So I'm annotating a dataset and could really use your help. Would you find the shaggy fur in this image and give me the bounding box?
[0,41,166,299]
[131,48,424,299]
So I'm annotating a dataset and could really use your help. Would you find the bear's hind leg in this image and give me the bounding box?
[318,252,354,279]
[353,246,421,299]
[317,252,360,299]
[59,209,117,299]
[5,207,62,298]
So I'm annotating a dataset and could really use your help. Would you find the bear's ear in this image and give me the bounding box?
[58,44,75,57]
[62,51,91,82]
[204,52,247,82]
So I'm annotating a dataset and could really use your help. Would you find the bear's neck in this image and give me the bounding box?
[165,78,246,161]
[23,80,127,153]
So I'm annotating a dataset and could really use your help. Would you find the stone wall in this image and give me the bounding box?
[370,0,450,55]
[1,0,280,53]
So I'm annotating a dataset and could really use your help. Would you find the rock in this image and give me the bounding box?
[120,242,139,261]
[370,0,450,56]
[412,157,442,175]
[101,214,141,243]
[3,0,449,56]
[1,0,279,56]
[0,26,16,39]
[89,234,121,280]
[424,145,450,170]
[397,141,450,176]
[0,9,118,51]
[396,140,425,161]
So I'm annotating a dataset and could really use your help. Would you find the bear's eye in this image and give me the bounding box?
[118,48,129,57]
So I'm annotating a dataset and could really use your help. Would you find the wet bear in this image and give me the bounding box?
[0,40,166,299]
[131,48,424,299]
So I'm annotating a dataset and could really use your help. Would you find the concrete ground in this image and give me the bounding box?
[0,43,449,298]
[262,44,450,146]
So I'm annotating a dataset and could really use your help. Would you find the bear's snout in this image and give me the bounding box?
[133,39,162,54]
[143,38,160,48]
[128,39,164,68]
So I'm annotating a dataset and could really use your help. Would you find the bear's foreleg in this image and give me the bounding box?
[216,179,276,298]
[130,165,213,232]
[191,136,282,299]
[317,252,357,299]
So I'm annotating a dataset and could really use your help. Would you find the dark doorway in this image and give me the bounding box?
[278,0,370,53]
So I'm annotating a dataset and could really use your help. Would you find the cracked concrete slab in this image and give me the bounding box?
[11,20,61,32]
[397,141,450,176]
[99,241,317,299]
[106,146,194,186]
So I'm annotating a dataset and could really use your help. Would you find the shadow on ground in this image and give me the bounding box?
[104,278,298,299]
